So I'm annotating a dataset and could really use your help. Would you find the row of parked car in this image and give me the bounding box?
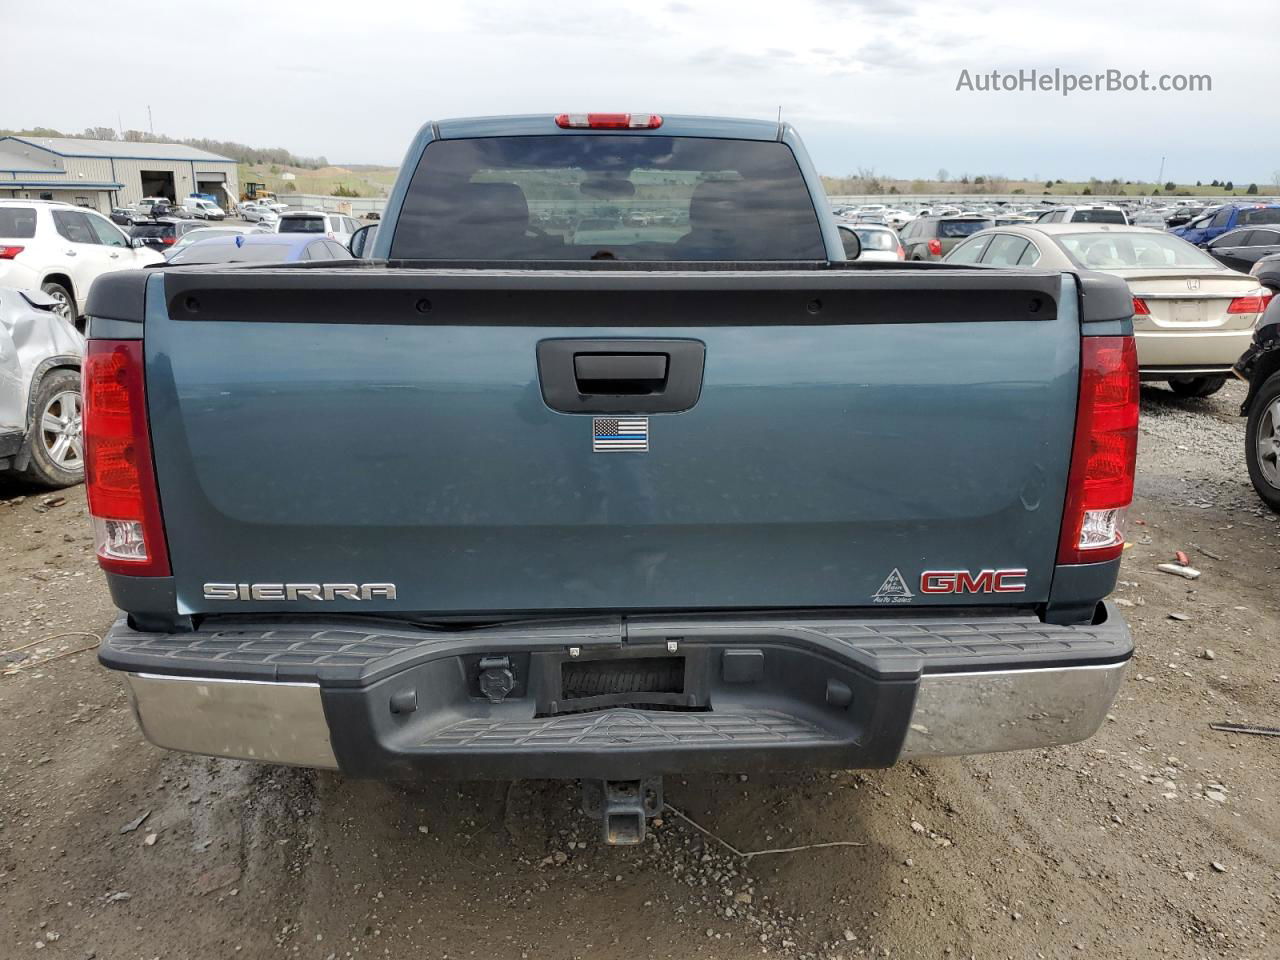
[830,204,1280,510]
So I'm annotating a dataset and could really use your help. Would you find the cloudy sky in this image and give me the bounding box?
[7,0,1279,182]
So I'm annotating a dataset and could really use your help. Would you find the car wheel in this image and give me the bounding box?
[40,281,75,324]
[1168,376,1226,398]
[19,369,84,489]
[1246,372,1280,512]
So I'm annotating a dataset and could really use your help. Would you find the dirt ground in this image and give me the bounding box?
[1,381,1277,960]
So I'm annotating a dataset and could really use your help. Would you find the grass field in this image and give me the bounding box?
[820,175,1277,198]
[233,162,1274,202]
[236,162,400,198]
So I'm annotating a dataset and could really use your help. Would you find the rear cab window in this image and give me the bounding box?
[1070,209,1126,224]
[389,135,825,261]
[1240,208,1280,226]
[0,207,38,238]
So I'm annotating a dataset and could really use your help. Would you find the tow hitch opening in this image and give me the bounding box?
[581,777,664,845]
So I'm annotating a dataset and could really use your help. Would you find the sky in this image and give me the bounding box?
[6,0,1279,184]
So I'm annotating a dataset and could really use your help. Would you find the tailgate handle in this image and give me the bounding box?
[537,339,705,414]
[573,353,668,395]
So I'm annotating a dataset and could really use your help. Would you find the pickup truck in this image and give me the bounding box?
[1171,202,1280,246]
[84,114,1138,844]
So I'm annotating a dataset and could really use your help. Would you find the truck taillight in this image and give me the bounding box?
[554,113,663,129]
[927,237,942,256]
[83,340,170,576]
[1057,337,1139,565]
[0,245,23,259]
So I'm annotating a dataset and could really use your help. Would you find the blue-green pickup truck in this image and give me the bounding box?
[83,114,1137,843]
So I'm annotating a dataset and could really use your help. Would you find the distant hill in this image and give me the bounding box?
[238,162,400,198]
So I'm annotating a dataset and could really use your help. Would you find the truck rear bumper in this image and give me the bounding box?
[105,605,1131,779]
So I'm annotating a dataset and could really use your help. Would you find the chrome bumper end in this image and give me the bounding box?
[901,661,1128,758]
[124,673,338,769]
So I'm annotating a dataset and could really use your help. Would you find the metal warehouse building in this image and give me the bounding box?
[0,136,239,213]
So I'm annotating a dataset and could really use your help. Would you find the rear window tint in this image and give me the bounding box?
[279,216,325,233]
[130,223,174,238]
[938,219,992,238]
[1071,209,1126,224]
[0,207,38,238]
[1240,208,1280,226]
[391,135,825,261]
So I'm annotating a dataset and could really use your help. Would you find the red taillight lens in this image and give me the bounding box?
[1057,337,1139,565]
[1227,291,1271,314]
[554,113,663,129]
[0,245,23,259]
[83,340,170,576]
[1131,296,1150,316]
[896,244,905,260]
[161,235,175,246]
[927,237,942,256]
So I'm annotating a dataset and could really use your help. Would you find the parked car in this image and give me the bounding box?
[0,200,163,324]
[837,223,903,261]
[181,198,226,220]
[1249,252,1280,292]
[240,202,280,225]
[1035,205,1128,225]
[1203,227,1280,273]
[0,286,84,486]
[1170,203,1280,246]
[166,232,355,265]
[129,218,213,252]
[162,225,271,260]
[86,113,1135,845]
[1165,205,1207,228]
[109,207,141,226]
[898,214,993,260]
[1235,295,1280,511]
[946,223,1271,397]
[276,210,359,245]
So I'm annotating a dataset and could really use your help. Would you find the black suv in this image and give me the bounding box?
[129,218,210,252]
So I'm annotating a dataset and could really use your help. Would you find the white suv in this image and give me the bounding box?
[0,200,164,324]
[276,211,359,246]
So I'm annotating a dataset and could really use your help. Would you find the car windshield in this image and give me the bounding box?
[854,228,896,251]
[391,134,825,261]
[279,217,324,233]
[0,207,38,238]
[1240,208,1280,225]
[938,219,992,238]
[1057,232,1220,269]
[169,241,299,264]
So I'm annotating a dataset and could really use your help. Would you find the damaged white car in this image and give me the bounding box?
[0,287,84,487]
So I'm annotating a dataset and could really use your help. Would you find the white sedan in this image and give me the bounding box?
[945,223,1271,397]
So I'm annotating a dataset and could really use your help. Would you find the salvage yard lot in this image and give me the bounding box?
[1,383,1277,960]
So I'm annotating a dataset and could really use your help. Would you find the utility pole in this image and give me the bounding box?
[1157,155,1165,188]
[147,105,153,136]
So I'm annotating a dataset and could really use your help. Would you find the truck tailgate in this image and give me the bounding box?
[145,267,1078,616]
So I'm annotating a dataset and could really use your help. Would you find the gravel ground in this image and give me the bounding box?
[1,380,1277,960]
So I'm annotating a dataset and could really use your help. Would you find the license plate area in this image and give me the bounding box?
[1170,299,1206,323]
[538,650,710,716]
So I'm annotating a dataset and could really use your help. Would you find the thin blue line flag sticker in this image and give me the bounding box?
[592,417,649,453]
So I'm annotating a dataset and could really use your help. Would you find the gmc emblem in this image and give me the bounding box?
[919,568,1028,594]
